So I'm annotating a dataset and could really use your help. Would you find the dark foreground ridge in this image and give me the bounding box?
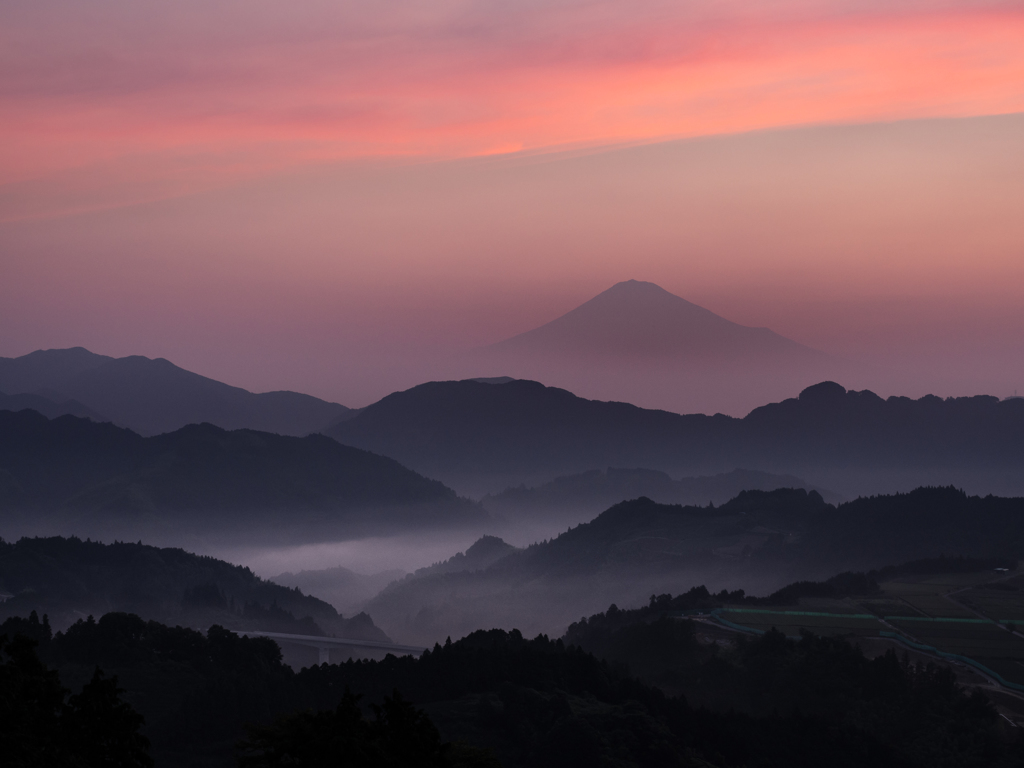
[3,602,1020,768]
[0,409,485,542]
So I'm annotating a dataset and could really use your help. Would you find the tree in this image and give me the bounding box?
[0,632,152,767]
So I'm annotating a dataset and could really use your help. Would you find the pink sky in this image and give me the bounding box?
[1,0,1023,411]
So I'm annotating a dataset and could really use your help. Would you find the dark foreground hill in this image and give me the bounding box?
[327,378,1024,497]
[0,409,485,543]
[4,598,1017,767]
[0,536,389,643]
[0,347,352,436]
[365,487,1024,645]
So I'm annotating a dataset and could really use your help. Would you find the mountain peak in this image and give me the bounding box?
[605,279,671,293]
[484,280,821,363]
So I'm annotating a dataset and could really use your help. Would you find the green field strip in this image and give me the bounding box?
[718,608,877,619]
[971,659,1024,686]
[737,621,881,631]
[878,632,1024,692]
[883,615,992,623]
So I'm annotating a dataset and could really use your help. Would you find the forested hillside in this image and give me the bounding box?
[0,536,387,640]
[367,487,1024,644]
[2,607,1017,768]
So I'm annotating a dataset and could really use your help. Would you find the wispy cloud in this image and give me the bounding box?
[1,0,1022,219]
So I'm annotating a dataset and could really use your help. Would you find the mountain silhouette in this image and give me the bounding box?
[0,390,106,422]
[0,409,485,543]
[485,280,825,363]
[0,347,351,436]
[327,378,1024,498]
[459,279,839,415]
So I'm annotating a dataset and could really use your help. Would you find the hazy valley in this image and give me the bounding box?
[4,288,1024,767]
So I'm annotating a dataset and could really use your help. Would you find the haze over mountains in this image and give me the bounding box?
[366,487,1024,645]
[0,347,352,436]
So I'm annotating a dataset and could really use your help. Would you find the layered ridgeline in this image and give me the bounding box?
[0,347,352,436]
[483,467,839,532]
[365,487,1024,645]
[327,378,1024,498]
[0,535,388,642]
[0,409,485,543]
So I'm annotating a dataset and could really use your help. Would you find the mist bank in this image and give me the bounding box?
[366,487,1024,645]
[328,378,1024,498]
[0,409,487,544]
[269,565,406,617]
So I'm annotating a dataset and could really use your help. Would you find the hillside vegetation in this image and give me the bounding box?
[0,535,388,641]
[367,487,1024,644]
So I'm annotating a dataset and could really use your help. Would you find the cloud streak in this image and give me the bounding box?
[2,0,1023,219]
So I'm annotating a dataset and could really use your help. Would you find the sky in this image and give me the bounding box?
[2,0,1024,411]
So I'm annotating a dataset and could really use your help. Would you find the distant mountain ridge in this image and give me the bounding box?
[0,390,105,422]
[462,280,836,414]
[0,347,352,436]
[0,409,486,544]
[327,378,1024,498]
[485,280,824,363]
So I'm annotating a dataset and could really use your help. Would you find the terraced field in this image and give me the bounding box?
[713,566,1024,688]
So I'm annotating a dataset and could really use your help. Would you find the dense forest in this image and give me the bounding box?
[3,605,1020,767]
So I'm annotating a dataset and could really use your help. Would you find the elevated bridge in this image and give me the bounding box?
[235,630,427,665]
